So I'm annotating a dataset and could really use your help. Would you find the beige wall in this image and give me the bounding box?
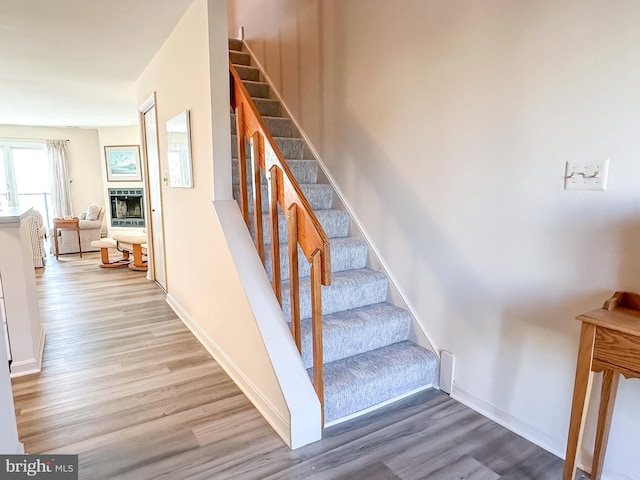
[229,1,640,476]
[0,125,103,216]
[228,0,322,143]
[136,0,293,445]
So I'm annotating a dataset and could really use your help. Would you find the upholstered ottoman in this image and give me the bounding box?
[90,238,130,268]
[112,234,148,271]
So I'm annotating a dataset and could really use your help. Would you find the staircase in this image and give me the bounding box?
[228,38,438,424]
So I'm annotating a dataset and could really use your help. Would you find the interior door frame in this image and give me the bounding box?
[139,92,167,291]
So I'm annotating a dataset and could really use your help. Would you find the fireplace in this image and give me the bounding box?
[108,188,145,228]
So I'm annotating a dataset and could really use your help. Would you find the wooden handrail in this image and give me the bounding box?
[230,61,331,424]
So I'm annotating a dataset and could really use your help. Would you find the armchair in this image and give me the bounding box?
[53,204,105,255]
[26,209,47,268]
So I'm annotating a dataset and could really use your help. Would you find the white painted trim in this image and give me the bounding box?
[15,442,24,454]
[138,93,155,115]
[242,40,440,358]
[166,293,291,445]
[9,326,45,378]
[439,350,455,395]
[451,385,635,480]
[324,384,435,428]
[452,384,564,456]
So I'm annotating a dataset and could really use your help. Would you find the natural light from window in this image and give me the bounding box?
[0,142,53,228]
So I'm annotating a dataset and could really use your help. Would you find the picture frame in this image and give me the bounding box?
[104,145,142,182]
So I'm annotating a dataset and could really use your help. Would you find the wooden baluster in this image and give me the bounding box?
[235,104,249,226]
[268,165,282,304]
[287,204,301,352]
[310,249,324,425]
[250,133,264,262]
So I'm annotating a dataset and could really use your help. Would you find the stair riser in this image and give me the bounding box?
[281,271,388,321]
[299,306,412,368]
[231,159,318,185]
[231,135,304,160]
[321,343,437,422]
[243,81,270,98]
[251,209,349,245]
[234,65,260,82]
[253,98,282,117]
[230,114,292,137]
[228,39,243,52]
[263,238,368,281]
[230,51,251,66]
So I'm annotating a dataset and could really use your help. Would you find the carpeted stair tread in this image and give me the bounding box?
[281,268,388,321]
[232,158,318,185]
[229,51,251,66]
[231,135,304,159]
[251,98,282,117]
[234,65,260,82]
[239,80,270,99]
[314,341,438,423]
[233,182,333,213]
[255,208,349,245]
[264,236,368,281]
[298,302,412,369]
[230,114,292,137]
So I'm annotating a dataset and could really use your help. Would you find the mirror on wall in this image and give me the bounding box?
[166,110,193,188]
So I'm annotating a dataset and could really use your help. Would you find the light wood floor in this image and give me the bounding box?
[11,252,580,479]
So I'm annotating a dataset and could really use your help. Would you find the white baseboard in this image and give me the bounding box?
[10,326,45,378]
[452,385,564,456]
[451,386,636,480]
[165,294,291,447]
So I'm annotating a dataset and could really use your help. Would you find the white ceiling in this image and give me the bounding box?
[0,0,194,128]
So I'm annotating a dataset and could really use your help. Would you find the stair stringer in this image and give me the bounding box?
[241,40,441,369]
[209,200,321,448]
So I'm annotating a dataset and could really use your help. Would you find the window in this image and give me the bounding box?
[0,142,53,229]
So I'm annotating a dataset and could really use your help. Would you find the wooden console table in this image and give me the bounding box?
[53,217,82,260]
[564,291,640,480]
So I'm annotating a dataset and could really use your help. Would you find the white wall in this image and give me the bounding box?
[136,0,316,448]
[0,125,104,216]
[229,1,640,477]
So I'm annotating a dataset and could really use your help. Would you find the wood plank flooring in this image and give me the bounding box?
[11,252,582,479]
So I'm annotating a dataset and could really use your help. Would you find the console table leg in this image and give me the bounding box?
[592,370,619,480]
[563,322,596,480]
[76,228,82,258]
[54,228,59,260]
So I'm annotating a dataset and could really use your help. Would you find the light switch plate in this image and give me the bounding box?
[564,159,609,191]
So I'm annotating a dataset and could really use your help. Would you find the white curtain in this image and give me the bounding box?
[46,140,73,218]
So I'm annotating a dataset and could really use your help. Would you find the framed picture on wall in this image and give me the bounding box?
[104,145,142,182]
